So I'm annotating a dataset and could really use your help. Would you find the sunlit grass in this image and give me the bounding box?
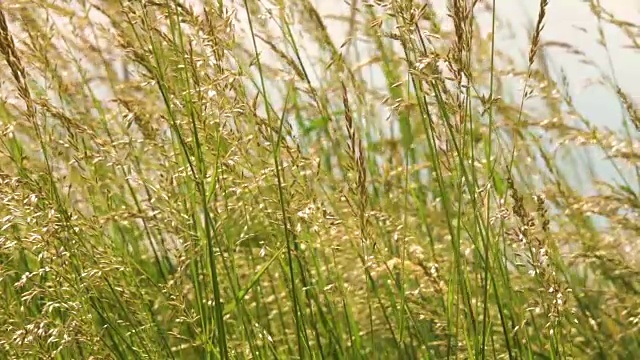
[0,0,639,359]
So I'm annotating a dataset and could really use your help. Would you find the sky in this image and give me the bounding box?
[300,0,640,190]
[506,0,639,129]
[496,0,639,189]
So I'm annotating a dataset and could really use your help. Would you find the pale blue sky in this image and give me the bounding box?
[504,0,639,130]
[501,0,639,191]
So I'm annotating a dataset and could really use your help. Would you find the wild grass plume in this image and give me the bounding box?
[0,0,639,359]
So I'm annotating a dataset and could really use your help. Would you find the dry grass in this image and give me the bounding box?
[0,0,639,359]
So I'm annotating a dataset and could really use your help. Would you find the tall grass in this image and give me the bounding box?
[0,0,639,358]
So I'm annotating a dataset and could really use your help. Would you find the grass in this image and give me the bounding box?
[0,0,639,358]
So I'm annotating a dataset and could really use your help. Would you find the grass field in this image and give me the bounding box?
[1,0,639,358]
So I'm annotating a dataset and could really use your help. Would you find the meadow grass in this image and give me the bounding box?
[0,0,639,358]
